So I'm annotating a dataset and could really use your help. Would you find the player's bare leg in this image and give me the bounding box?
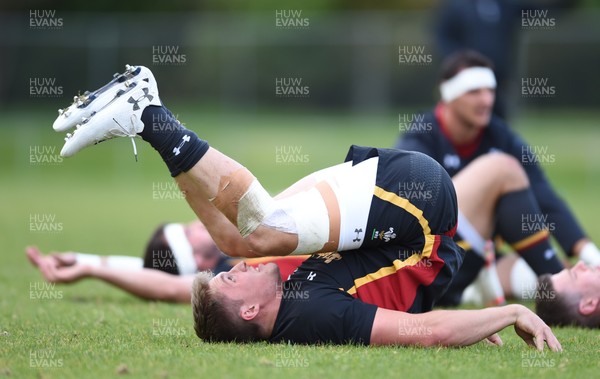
[453,152,562,274]
[54,65,341,258]
[174,151,299,258]
[452,152,528,238]
[177,149,362,257]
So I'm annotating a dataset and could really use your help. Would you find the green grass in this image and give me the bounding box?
[1,106,600,378]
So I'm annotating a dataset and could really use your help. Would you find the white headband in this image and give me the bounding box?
[163,223,197,275]
[440,67,496,102]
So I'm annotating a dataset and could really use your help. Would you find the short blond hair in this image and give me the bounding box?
[191,271,262,342]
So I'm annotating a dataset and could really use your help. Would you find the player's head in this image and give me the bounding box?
[535,261,600,328]
[143,222,223,274]
[191,261,282,342]
[439,50,496,128]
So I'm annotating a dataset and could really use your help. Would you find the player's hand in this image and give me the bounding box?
[26,246,56,267]
[26,245,89,283]
[49,252,77,267]
[512,304,562,352]
[26,246,75,268]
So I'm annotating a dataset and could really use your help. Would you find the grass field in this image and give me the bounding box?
[1,105,600,378]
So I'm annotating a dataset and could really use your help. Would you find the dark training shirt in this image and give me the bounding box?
[394,107,586,255]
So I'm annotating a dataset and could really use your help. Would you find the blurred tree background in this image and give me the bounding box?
[1,0,598,113]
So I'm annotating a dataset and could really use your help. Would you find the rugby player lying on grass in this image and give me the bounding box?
[26,149,572,311]
[25,245,305,303]
[24,144,552,307]
[49,64,561,350]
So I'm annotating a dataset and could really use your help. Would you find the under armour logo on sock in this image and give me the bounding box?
[172,135,191,156]
[353,228,363,242]
[128,88,154,111]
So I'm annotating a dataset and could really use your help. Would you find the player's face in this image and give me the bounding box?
[209,261,281,304]
[450,87,495,129]
[552,261,600,300]
[185,222,220,271]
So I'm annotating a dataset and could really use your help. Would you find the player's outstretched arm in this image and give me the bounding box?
[25,246,144,270]
[370,304,562,351]
[26,246,193,303]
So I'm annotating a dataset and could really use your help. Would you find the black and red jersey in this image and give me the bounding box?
[269,146,464,345]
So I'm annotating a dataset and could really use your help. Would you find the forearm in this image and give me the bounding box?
[371,304,522,347]
[87,266,193,302]
[418,305,521,347]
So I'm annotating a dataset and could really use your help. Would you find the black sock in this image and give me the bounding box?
[495,189,563,275]
[139,105,209,177]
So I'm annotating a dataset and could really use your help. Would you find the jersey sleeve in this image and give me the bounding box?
[506,130,586,255]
